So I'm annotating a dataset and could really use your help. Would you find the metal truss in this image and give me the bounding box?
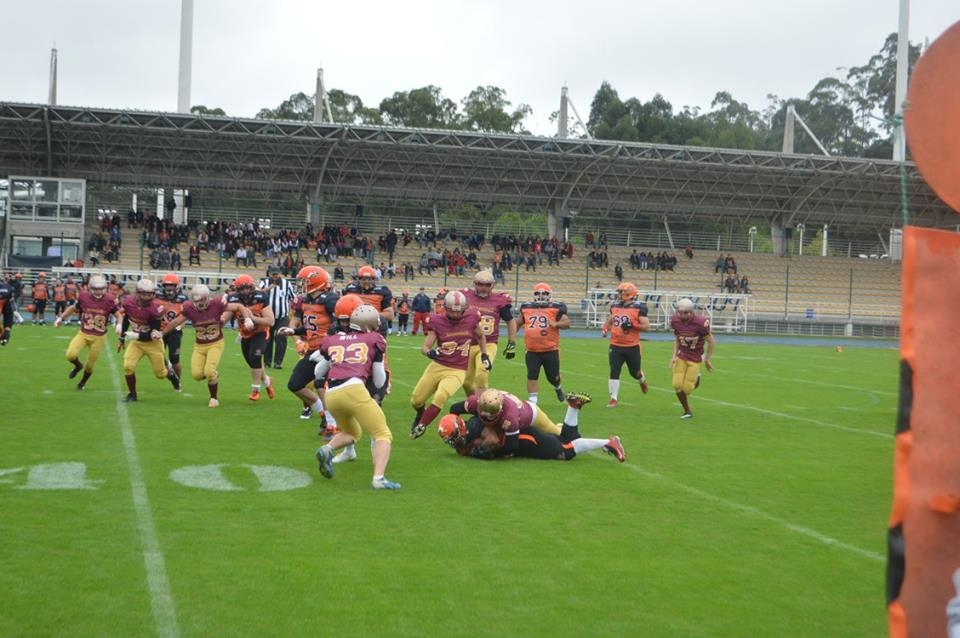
[0,102,952,231]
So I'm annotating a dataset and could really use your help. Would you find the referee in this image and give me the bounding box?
[259,265,294,369]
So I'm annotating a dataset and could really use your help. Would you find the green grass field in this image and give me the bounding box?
[0,325,897,637]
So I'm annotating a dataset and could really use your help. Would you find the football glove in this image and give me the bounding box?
[503,341,516,360]
[425,348,440,360]
[480,354,492,371]
[410,422,427,439]
[620,317,633,331]
[601,329,608,338]
[469,444,496,460]
[0,328,10,346]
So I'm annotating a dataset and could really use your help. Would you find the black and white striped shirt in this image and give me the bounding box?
[259,275,294,318]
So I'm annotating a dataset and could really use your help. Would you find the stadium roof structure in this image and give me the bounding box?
[0,102,954,231]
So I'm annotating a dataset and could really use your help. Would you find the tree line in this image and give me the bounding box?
[191,33,919,158]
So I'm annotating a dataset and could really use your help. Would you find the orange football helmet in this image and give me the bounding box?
[334,294,364,320]
[234,274,255,289]
[533,282,552,303]
[617,282,638,303]
[302,268,331,295]
[161,273,180,286]
[437,414,468,448]
[357,266,377,279]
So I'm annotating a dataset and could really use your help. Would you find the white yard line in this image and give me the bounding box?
[105,348,181,638]
[626,464,885,563]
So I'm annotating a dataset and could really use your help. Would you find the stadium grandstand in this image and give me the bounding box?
[1,101,956,338]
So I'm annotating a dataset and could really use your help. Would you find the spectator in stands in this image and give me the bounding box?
[724,254,737,274]
[685,244,694,260]
[614,263,624,282]
[333,265,345,282]
[714,254,725,273]
[235,245,247,268]
[189,244,201,266]
[170,247,182,271]
[89,247,100,267]
[738,275,751,294]
[724,273,739,293]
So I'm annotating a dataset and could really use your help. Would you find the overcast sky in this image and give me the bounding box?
[2,0,956,136]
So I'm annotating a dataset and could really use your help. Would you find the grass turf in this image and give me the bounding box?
[0,325,896,636]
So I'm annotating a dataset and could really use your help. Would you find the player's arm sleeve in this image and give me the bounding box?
[371,361,387,388]
[313,357,331,382]
[499,305,514,321]
[449,400,468,415]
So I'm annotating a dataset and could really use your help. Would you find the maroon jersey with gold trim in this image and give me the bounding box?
[425,311,481,370]
[181,297,228,344]
[76,290,119,336]
[464,390,531,436]
[319,330,386,383]
[462,289,512,346]
[121,296,165,333]
[671,313,711,363]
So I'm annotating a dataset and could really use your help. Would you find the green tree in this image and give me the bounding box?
[256,92,314,121]
[327,89,382,125]
[190,105,227,116]
[379,86,460,129]
[460,86,531,134]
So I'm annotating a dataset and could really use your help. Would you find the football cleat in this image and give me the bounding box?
[264,378,275,399]
[681,412,693,420]
[371,477,402,490]
[123,393,138,403]
[604,436,626,463]
[315,447,335,479]
[69,362,83,379]
[606,398,618,408]
[639,374,649,394]
[77,382,86,391]
[566,392,593,410]
[300,406,313,420]
[208,398,220,408]
[332,446,357,464]
[248,389,261,402]
[554,386,565,402]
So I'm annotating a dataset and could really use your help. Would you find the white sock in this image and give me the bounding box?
[528,392,538,405]
[572,438,607,454]
[251,384,260,391]
[373,474,384,481]
[264,375,271,388]
[343,443,356,454]
[564,406,579,426]
[311,399,324,414]
[608,379,620,399]
[325,410,338,427]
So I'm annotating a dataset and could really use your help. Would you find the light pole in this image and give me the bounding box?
[748,226,757,253]
[796,223,806,256]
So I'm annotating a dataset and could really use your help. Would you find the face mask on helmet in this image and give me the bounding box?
[473,270,495,297]
[437,414,468,448]
[357,266,377,290]
[533,283,552,303]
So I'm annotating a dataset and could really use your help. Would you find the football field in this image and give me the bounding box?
[0,325,897,637]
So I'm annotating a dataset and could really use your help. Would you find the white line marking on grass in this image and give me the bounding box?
[560,366,893,440]
[105,348,181,638]
[626,464,884,563]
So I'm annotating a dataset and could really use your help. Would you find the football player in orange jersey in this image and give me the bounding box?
[223,274,276,401]
[276,266,338,420]
[30,273,49,324]
[600,282,651,408]
[342,265,394,328]
[518,283,571,404]
[158,273,189,381]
